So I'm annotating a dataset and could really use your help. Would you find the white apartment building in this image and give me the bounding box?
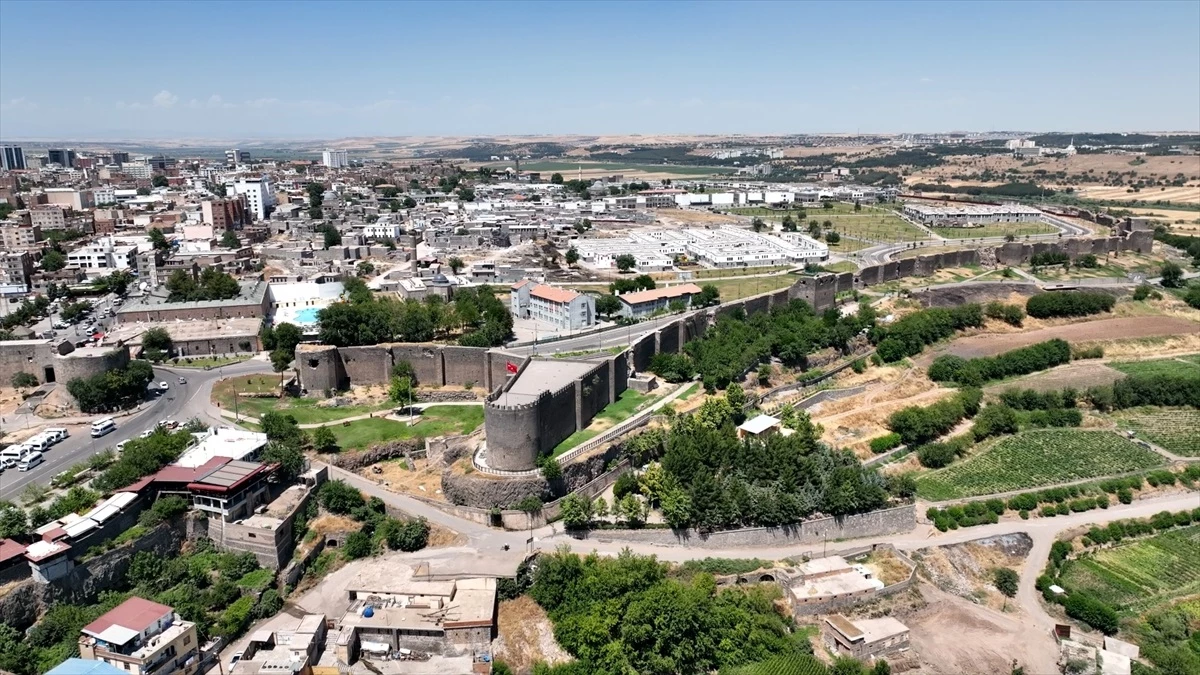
[322,149,349,169]
[93,185,116,205]
[510,280,596,330]
[66,237,139,277]
[120,162,153,179]
[363,222,405,240]
[574,226,827,271]
[224,176,275,220]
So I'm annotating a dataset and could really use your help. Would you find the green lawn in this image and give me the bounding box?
[551,388,660,457]
[172,355,252,369]
[703,275,796,301]
[727,205,930,243]
[1059,525,1200,615]
[930,222,1059,239]
[1109,354,1200,378]
[822,260,860,273]
[685,265,793,279]
[329,405,484,450]
[916,429,1165,500]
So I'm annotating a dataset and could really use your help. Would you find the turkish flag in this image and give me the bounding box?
[506,362,518,374]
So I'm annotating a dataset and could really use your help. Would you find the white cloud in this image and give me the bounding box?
[152,90,178,108]
[0,97,38,112]
[919,77,934,84]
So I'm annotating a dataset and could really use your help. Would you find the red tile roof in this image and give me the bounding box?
[530,284,580,304]
[0,538,26,564]
[618,283,703,306]
[510,279,532,289]
[83,597,173,637]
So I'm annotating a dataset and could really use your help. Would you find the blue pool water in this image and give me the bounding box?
[294,308,321,325]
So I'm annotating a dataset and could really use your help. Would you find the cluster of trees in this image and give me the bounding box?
[257,412,310,481]
[165,268,241,303]
[92,270,134,296]
[873,304,985,363]
[888,388,982,447]
[609,274,656,294]
[1154,226,1200,265]
[984,301,1025,327]
[141,327,173,361]
[1,295,49,330]
[908,181,1055,198]
[315,222,341,247]
[317,281,512,348]
[318,480,430,558]
[527,549,821,675]
[66,360,155,413]
[608,405,909,532]
[60,300,92,324]
[1029,250,1070,267]
[1087,372,1200,411]
[92,426,193,491]
[649,301,876,391]
[260,322,303,374]
[927,338,1072,387]
[1025,291,1115,319]
[0,536,286,675]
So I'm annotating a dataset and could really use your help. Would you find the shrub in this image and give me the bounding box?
[1117,488,1133,504]
[343,531,372,559]
[869,433,903,454]
[929,339,1072,386]
[917,442,957,469]
[1026,291,1115,319]
[984,301,1025,327]
[319,480,365,514]
[1064,593,1119,634]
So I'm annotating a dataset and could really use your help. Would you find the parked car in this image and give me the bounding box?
[229,652,244,670]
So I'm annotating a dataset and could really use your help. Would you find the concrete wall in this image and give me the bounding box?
[567,504,915,549]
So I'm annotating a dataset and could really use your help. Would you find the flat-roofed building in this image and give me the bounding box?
[231,614,328,675]
[510,280,596,330]
[616,283,703,319]
[78,597,201,675]
[822,614,910,661]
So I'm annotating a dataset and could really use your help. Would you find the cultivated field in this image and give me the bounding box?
[935,317,1200,360]
[930,222,1059,239]
[1059,525,1200,614]
[1076,185,1200,205]
[984,362,1125,393]
[916,429,1165,500]
[1114,408,1200,457]
[1109,354,1200,377]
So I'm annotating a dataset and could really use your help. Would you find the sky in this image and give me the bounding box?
[1,0,1198,140]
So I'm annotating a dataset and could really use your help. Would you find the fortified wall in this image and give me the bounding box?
[297,342,521,395]
[0,340,129,391]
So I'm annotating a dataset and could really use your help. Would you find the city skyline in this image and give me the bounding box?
[1,0,1198,139]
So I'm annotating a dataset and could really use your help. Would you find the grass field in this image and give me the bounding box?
[1059,525,1200,614]
[1114,408,1200,457]
[727,205,930,243]
[682,265,792,279]
[484,160,735,176]
[1109,354,1200,377]
[929,222,1059,239]
[822,260,859,273]
[916,429,1165,500]
[329,405,484,450]
[173,355,252,369]
[212,378,396,424]
[704,275,796,301]
[552,387,660,456]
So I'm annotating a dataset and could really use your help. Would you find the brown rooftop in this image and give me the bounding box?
[618,283,703,306]
[529,284,580,304]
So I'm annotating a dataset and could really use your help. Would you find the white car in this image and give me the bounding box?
[177,376,187,385]
[139,429,154,439]
[229,652,244,670]
[115,440,129,453]
[159,381,169,390]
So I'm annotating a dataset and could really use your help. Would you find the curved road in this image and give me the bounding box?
[0,358,273,502]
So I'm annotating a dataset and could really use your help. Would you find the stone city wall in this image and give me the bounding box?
[567,504,915,549]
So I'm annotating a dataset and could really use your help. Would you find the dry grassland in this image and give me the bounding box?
[492,596,574,671]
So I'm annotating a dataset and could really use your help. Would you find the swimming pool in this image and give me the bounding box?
[293,307,321,325]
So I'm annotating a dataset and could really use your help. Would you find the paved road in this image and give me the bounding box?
[0,358,273,502]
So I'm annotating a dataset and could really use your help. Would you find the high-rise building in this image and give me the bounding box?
[111,151,131,165]
[47,148,76,168]
[224,176,275,220]
[146,155,176,171]
[1,145,25,171]
[225,149,251,166]
[322,149,349,169]
[202,196,249,230]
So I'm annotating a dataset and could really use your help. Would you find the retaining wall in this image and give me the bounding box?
[568,504,915,549]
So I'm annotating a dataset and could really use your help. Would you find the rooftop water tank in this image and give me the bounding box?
[362,606,374,618]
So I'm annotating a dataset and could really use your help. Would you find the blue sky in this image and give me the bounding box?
[1,0,1197,140]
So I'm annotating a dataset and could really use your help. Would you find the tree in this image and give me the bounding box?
[725,383,746,421]
[550,172,564,184]
[261,411,302,444]
[152,174,169,188]
[322,226,341,248]
[11,371,38,389]
[457,187,476,202]
[618,494,647,526]
[823,200,833,210]
[596,294,622,317]
[539,456,562,480]
[42,249,66,272]
[751,217,766,233]
[319,479,365,514]
[136,186,151,196]
[1160,261,1184,288]
[615,254,636,272]
[696,284,720,307]
[565,247,580,266]
[356,261,375,277]
[808,220,822,238]
[261,441,305,482]
[402,195,417,208]
[559,493,593,530]
[826,231,842,244]
[389,375,415,403]
[149,227,170,253]
[270,348,293,375]
[142,327,173,354]
[448,256,464,274]
[343,530,372,559]
[220,229,240,248]
[993,567,1019,598]
[312,426,339,453]
[0,503,28,538]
